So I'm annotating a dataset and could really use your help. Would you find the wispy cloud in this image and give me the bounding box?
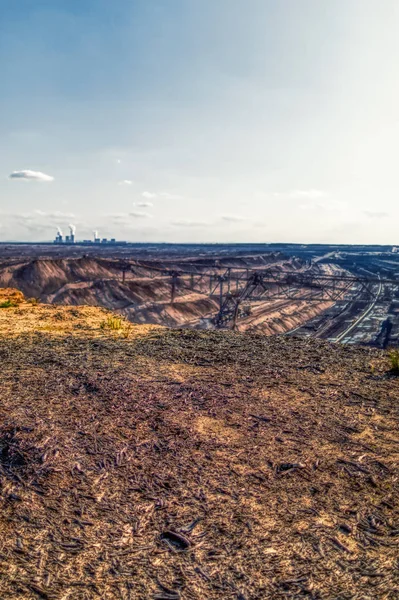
[118,179,133,186]
[274,189,327,200]
[142,191,183,200]
[0,210,80,238]
[9,170,54,182]
[129,211,151,219]
[106,211,151,220]
[221,215,247,222]
[134,202,153,208]
[299,200,346,212]
[172,219,209,227]
[34,210,75,218]
[159,192,183,200]
[0,210,76,225]
[363,210,389,219]
[106,213,125,220]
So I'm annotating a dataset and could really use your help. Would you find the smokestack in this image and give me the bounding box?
[94,230,100,243]
[69,224,76,244]
[55,226,63,244]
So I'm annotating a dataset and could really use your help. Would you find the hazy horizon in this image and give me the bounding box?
[1,1,399,244]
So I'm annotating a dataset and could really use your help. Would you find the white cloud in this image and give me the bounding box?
[2,210,75,223]
[9,169,54,182]
[299,203,320,211]
[142,191,183,200]
[221,215,247,222]
[34,210,75,218]
[134,202,153,207]
[129,211,151,218]
[118,179,133,186]
[274,189,327,200]
[363,210,389,219]
[107,213,126,219]
[299,200,346,212]
[0,210,80,239]
[159,192,183,200]
[105,214,127,227]
[172,219,209,227]
[106,211,152,220]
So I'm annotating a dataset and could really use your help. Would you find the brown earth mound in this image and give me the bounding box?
[0,287,24,305]
[0,293,397,599]
[45,279,174,308]
[0,257,125,298]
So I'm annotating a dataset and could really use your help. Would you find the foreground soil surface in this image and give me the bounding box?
[0,295,398,599]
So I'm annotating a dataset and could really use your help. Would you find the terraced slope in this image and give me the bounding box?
[0,255,341,332]
[0,292,397,599]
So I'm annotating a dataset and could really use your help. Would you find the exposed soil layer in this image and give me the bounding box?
[0,293,397,599]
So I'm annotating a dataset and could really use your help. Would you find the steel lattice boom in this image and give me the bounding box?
[213,271,391,328]
[122,261,397,329]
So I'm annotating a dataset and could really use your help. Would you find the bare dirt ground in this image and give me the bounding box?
[0,291,398,599]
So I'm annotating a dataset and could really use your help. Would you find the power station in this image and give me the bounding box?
[53,226,124,245]
[54,225,75,244]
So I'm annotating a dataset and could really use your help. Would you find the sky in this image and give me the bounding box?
[1,0,399,244]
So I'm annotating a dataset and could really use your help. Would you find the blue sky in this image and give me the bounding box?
[1,0,399,243]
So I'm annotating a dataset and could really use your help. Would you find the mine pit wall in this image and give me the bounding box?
[0,255,343,333]
[237,299,334,336]
[121,296,220,328]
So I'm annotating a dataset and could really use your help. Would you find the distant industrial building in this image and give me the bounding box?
[54,227,125,245]
[81,238,127,245]
[54,225,75,244]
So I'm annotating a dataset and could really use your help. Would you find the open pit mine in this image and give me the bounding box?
[0,243,398,346]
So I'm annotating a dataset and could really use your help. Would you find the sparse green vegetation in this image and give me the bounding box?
[0,299,16,309]
[388,349,399,373]
[100,315,124,330]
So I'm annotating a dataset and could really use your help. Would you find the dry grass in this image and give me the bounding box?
[0,290,397,599]
[0,289,159,339]
[387,348,399,373]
